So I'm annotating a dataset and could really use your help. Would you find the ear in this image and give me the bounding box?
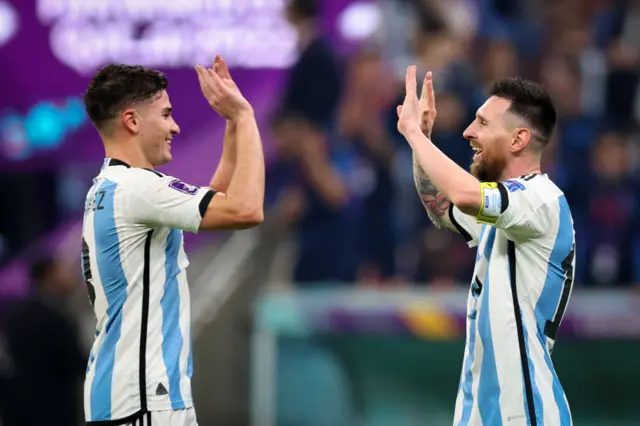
[511,128,531,153]
[122,109,139,134]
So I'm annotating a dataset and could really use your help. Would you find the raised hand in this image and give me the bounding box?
[419,71,437,137]
[212,54,238,92]
[195,55,252,121]
[396,65,421,136]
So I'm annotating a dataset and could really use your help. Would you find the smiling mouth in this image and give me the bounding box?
[470,142,483,161]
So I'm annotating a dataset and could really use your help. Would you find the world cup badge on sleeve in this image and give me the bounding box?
[169,179,199,195]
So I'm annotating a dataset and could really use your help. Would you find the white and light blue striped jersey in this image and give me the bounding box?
[448,174,575,426]
[81,158,215,424]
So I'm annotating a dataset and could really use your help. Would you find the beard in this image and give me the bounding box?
[470,148,508,182]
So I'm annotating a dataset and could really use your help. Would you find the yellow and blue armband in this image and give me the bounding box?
[476,182,508,224]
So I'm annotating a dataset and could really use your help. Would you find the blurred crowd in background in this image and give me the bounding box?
[267,0,640,288]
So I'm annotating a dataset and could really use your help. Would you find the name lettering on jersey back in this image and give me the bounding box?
[84,190,105,213]
[169,179,199,195]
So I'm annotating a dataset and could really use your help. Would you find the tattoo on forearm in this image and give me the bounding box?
[413,155,451,229]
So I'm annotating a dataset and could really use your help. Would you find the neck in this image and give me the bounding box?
[103,137,154,169]
[500,156,542,181]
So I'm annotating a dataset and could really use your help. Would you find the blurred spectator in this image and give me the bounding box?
[270,111,361,284]
[338,49,398,284]
[567,132,640,286]
[282,0,343,128]
[0,257,85,426]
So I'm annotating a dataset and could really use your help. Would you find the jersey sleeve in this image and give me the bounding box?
[475,179,547,239]
[448,205,483,247]
[127,174,215,233]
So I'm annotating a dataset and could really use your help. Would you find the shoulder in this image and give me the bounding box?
[100,167,182,196]
[501,174,564,207]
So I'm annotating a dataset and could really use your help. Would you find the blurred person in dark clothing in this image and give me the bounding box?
[565,132,640,286]
[338,50,399,284]
[540,54,599,189]
[271,111,362,284]
[282,0,343,128]
[269,0,358,285]
[0,257,85,426]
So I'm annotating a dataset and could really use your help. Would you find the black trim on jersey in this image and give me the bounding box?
[448,206,473,243]
[521,173,538,181]
[544,244,575,342]
[85,409,145,425]
[108,158,131,168]
[140,230,154,413]
[106,158,163,177]
[147,412,152,426]
[507,240,538,426]
[199,189,216,217]
[143,168,164,178]
[472,276,483,297]
[497,183,509,213]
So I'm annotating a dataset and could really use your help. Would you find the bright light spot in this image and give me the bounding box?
[337,2,382,41]
[0,1,19,47]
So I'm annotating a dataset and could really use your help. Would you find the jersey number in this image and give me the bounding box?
[544,245,575,342]
[82,238,96,307]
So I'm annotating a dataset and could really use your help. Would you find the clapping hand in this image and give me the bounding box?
[195,55,252,121]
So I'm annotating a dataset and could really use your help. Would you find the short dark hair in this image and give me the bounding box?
[488,77,556,147]
[84,64,168,131]
[287,0,319,20]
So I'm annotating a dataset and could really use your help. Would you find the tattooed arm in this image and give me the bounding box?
[413,152,457,232]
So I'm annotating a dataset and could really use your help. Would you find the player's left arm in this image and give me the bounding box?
[127,174,216,233]
[208,57,238,192]
[209,120,236,192]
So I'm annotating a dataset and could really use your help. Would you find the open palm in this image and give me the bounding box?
[397,65,421,136]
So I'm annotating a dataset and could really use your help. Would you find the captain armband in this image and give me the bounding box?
[476,182,508,225]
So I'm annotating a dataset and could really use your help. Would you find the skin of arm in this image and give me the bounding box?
[209,120,237,192]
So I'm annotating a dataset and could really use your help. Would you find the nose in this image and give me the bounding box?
[463,123,475,140]
[172,121,180,136]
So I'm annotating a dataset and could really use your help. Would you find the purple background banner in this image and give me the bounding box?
[0,0,358,294]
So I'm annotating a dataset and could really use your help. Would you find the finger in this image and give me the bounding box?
[196,65,220,97]
[405,65,417,99]
[425,71,436,110]
[207,66,227,94]
[195,65,208,86]
[219,56,232,79]
[420,71,429,102]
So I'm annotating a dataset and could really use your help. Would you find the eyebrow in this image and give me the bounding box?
[162,106,173,115]
[476,113,488,122]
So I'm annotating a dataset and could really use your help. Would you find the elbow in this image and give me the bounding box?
[232,204,264,229]
[450,191,481,217]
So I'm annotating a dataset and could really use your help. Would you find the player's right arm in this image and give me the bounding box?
[413,71,481,246]
[413,154,481,246]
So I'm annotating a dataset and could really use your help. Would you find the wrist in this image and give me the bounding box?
[230,108,254,123]
[404,124,424,142]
